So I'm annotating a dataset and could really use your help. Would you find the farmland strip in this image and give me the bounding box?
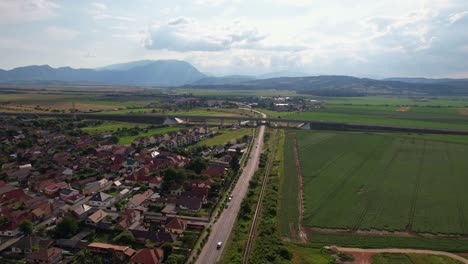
[407,140,426,231]
[307,139,385,221]
[353,142,402,230]
[445,143,467,234]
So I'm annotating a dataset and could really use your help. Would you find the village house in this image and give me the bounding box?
[82,178,109,195]
[126,190,154,210]
[130,248,164,264]
[86,209,107,227]
[88,192,114,208]
[87,242,136,262]
[26,247,63,264]
[59,188,81,203]
[164,217,187,235]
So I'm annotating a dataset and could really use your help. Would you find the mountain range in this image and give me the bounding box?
[0,60,467,96]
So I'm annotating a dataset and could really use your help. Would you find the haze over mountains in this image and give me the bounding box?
[0,60,467,96]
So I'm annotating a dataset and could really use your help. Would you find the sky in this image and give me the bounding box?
[0,0,468,78]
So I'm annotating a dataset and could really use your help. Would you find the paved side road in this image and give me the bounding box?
[336,246,468,264]
[196,112,267,264]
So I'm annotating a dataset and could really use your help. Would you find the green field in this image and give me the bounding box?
[192,128,253,147]
[118,126,183,144]
[81,121,145,133]
[278,132,300,240]
[285,130,468,235]
[373,253,463,264]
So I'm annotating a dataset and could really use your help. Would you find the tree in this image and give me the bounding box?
[113,230,135,244]
[230,155,240,172]
[55,216,78,238]
[19,220,33,235]
[186,157,208,173]
[161,243,173,261]
[165,254,185,264]
[73,249,103,264]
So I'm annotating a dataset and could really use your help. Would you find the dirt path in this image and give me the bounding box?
[292,133,308,243]
[336,247,468,264]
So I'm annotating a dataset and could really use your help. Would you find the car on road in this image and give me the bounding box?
[217,242,222,249]
[228,195,232,201]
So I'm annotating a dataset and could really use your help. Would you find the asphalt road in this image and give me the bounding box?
[196,111,266,264]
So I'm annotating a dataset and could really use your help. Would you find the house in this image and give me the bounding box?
[86,209,107,226]
[169,185,184,196]
[126,190,154,209]
[73,204,92,220]
[82,179,108,195]
[130,248,164,264]
[165,217,187,235]
[10,235,54,255]
[129,229,176,245]
[59,188,80,203]
[62,168,73,177]
[44,182,69,196]
[26,247,63,264]
[117,209,142,230]
[202,161,228,178]
[212,145,225,155]
[89,192,114,208]
[177,196,202,212]
[87,243,136,262]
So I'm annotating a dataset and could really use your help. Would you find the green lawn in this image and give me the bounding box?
[81,121,145,133]
[118,126,183,144]
[288,244,334,264]
[373,253,463,264]
[293,130,468,235]
[192,128,253,147]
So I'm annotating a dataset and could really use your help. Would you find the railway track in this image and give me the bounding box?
[242,129,278,264]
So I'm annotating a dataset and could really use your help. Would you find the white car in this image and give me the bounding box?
[217,241,222,249]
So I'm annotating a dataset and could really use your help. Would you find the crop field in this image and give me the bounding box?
[278,132,300,240]
[372,253,463,264]
[284,130,468,236]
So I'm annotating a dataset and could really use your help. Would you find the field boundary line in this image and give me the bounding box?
[292,133,308,243]
[407,140,426,232]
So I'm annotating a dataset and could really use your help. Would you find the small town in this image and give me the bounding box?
[0,116,250,264]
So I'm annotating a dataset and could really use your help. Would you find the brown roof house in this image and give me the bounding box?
[130,248,164,264]
[26,247,63,264]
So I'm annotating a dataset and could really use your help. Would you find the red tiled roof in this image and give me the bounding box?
[130,248,164,264]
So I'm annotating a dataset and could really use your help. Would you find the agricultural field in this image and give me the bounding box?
[261,96,468,131]
[281,130,468,237]
[372,253,463,264]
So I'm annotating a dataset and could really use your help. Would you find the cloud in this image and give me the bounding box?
[88,2,135,22]
[0,0,59,24]
[448,11,468,23]
[168,17,191,26]
[144,18,269,52]
[46,26,80,40]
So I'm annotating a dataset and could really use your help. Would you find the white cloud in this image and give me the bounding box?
[448,11,468,23]
[144,18,269,52]
[88,2,135,22]
[0,0,59,24]
[46,26,80,40]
